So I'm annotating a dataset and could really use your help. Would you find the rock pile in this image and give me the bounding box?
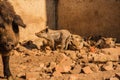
[12,36,120,80]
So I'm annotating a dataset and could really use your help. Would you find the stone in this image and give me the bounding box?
[56,64,71,73]
[102,48,120,55]
[32,38,44,49]
[80,54,89,63]
[93,52,119,62]
[88,64,99,72]
[12,50,20,56]
[64,50,77,60]
[101,48,120,61]
[116,64,120,70]
[26,72,40,80]
[102,62,113,71]
[115,73,120,78]
[45,68,53,73]
[55,55,72,73]
[70,64,81,74]
[109,77,119,80]
[30,67,42,72]
[82,66,93,74]
[16,46,26,52]
[16,72,25,78]
[53,71,62,77]
[93,53,108,62]
[69,74,79,80]
[27,78,37,80]
[50,62,56,69]
[39,63,45,68]
[19,65,27,70]
[89,46,96,52]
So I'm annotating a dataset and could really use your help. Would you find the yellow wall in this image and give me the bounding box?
[8,0,120,42]
[9,0,47,41]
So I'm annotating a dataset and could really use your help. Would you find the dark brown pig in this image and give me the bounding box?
[0,0,26,80]
[85,35,116,49]
[95,37,116,48]
[35,27,71,51]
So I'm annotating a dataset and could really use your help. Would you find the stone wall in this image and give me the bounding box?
[58,0,120,42]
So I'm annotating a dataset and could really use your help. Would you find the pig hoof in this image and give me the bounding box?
[7,76,14,80]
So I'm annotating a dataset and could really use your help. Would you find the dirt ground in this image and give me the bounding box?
[0,1,119,80]
[0,41,120,80]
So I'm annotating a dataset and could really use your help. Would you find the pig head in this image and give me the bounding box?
[0,17,26,80]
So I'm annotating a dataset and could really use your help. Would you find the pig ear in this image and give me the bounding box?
[101,37,106,40]
[13,15,26,28]
[113,38,116,42]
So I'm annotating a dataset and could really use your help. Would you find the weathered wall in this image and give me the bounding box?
[46,0,56,29]
[9,0,47,41]
[7,0,120,42]
[58,0,120,42]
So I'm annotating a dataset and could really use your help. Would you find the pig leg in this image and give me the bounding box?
[2,55,14,80]
[61,39,66,50]
[49,38,55,50]
[51,40,55,50]
[64,41,69,50]
[64,36,71,50]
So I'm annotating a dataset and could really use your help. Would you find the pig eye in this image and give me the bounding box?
[0,24,5,28]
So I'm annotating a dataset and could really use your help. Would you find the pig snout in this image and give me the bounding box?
[5,42,15,50]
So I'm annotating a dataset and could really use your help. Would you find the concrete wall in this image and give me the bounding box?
[58,0,120,42]
[9,0,47,41]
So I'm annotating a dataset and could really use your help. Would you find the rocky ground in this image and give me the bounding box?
[0,41,120,80]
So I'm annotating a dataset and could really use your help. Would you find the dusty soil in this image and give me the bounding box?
[0,42,120,80]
